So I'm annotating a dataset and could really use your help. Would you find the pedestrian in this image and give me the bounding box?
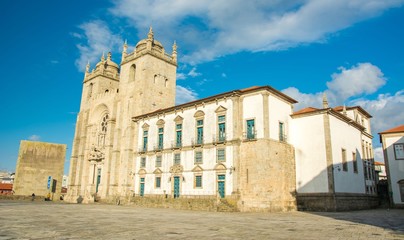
[31,193,35,201]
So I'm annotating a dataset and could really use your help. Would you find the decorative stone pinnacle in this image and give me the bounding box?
[172,41,177,52]
[107,52,112,60]
[148,26,154,40]
[101,52,105,61]
[322,93,329,108]
[85,61,90,73]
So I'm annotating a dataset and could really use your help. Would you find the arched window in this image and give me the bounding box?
[165,78,168,87]
[154,74,158,84]
[130,64,136,82]
[98,113,109,146]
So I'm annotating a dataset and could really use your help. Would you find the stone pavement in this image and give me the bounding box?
[0,200,403,239]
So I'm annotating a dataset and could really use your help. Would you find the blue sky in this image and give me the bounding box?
[1,0,403,173]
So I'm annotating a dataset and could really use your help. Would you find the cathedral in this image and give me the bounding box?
[66,28,378,211]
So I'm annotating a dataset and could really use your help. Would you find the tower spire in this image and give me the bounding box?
[322,92,329,108]
[101,52,105,61]
[122,40,128,62]
[172,41,177,62]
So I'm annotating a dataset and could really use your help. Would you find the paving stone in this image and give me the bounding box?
[0,200,403,239]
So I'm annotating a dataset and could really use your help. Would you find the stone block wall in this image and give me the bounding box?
[297,193,379,211]
[13,141,66,198]
[238,139,297,212]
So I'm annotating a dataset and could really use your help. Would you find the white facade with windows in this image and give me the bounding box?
[379,125,404,207]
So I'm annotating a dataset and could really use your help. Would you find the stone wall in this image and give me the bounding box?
[99,194,239,212]
[238,139,297,212]
[13,141,66,198]
[297,193,379,211]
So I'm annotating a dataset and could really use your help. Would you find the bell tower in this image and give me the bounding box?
[119,27,177,116]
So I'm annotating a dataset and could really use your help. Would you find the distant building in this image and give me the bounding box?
[13,140,66,198]
[374,161,387,181]
[66,29,377,211]
[0,172,14,184]
[379,124,404,208]
[0,183,13,195]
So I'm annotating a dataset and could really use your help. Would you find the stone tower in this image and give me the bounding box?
[66,29,177,203]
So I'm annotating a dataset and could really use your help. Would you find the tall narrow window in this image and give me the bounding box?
[196,120,204,144]
[155,176,161,188]
[218,115,226,142]
[88,83,93,98]
[342,148,348,171]
[130,64,136,82]
[217,149,226,162]
[155,156,162,168]
[246,119,255,140]
[352,152,358,173]
[195,175,202,188]
[143,130,148,151]
[279,122,285,141]
[158,127,164,149]
[195,151,203,164]
[176,124,182,147]
[174,153,181,165]
[140,157,146,168]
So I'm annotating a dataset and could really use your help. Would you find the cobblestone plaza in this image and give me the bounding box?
[0,201,403,239]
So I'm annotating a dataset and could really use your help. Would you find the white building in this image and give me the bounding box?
[379,124,404,208]
[66,29,377,211]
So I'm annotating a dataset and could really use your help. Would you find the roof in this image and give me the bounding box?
[333,106,372,118]
[379,124,404,134]
[0,183,13,191]
[292,107,319,115]
[133,85,297,120]
[374,161,385,166]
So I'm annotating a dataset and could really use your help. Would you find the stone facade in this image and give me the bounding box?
[13,140,66,198]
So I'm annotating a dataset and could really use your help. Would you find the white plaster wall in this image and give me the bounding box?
[329,116,366,193]
[290,114,329,193]
[242,95,263,138]
[384,135,404,204]
[268,95,293,142]
[133,99,235,196]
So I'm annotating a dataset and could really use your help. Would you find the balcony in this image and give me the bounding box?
[138,146,147,153]
[212,134,226,145]
[171,141,182,149]
[243,131,257,141]
[154,144,164,152]
[192,137,204,147]
[279,133,287,142]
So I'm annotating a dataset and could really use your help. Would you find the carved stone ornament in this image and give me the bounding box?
[88,146,105,162]
[169,165,183,174]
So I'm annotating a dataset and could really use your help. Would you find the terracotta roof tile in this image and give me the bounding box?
[374,161,385,166]
[0,183,13,191]
[293,107,319,115]
[379,124,404,134]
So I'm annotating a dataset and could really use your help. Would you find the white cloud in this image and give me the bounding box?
[177,67,202,81]
[28,135,40,141]
[221,73,227,78]
[327,63,386,101]
[282,62,387,109]
[188,67,202,77]
[176,85,198,105]
[73,20,123,71]
[109,0,404,64]
[350,90,404,134]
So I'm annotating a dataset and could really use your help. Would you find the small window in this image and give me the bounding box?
[341,148,348,172]
[174,153,181,165]
[218,115,225,122]
[140,157,146,168]
[195,175,202,188]
[352,152,358,173]
[217,149,226,162]
[155,156,162,168]
[195,151,203,164]
[155,176,161,188]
